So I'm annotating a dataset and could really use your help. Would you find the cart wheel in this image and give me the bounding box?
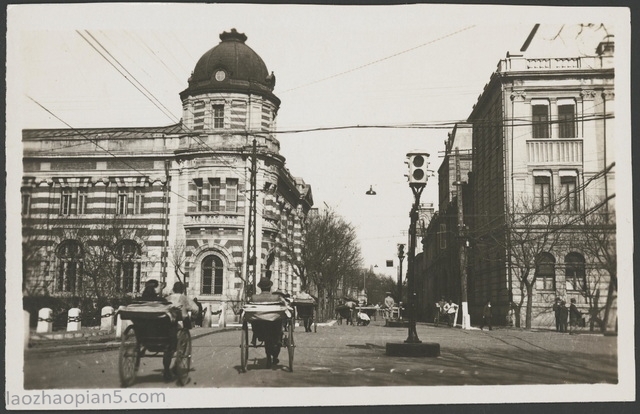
[175,329,191,386]
[119,325,139,388]
[240,322,249,373]
[286,318,294,372]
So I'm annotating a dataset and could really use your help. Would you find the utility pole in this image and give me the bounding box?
[455,147,471,329]
[246,137,258,298]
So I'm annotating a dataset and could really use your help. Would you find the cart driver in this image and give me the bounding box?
[250,277,286,368]
[383,292,395,319]
[163,281,199,381]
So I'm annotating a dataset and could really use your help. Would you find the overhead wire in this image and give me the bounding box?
[27,29,617,229]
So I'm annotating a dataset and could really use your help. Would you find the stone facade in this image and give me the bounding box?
[467,25,615,328]
[421,24,616,329]
[21,30,313,323]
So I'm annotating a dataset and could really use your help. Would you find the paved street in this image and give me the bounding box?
[24,321,617,389]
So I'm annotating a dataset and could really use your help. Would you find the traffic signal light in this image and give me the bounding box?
[405,151,430,185]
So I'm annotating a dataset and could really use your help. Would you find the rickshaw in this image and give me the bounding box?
[239,301,295,372]
[118,301,192,387]
[292,296,317,333]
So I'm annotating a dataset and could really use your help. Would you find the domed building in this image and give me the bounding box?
[21,29,313,325]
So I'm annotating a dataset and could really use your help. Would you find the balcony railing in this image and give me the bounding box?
[184,212,244,228]
[527,139,582,164]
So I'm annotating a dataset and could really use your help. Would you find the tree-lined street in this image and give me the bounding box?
[24,321,617,389]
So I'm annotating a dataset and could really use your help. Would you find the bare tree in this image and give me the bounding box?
[303,207,363,320]
[169,239,187,285]
[51,215,151,304]
[572,200,616,332]
[505,199,569,328]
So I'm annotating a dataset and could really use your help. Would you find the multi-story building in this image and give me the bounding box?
[21,29,313,323]
[466,24,615,328]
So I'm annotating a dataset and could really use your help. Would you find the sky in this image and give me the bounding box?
[4,2,634,408]
[6,4,627,279]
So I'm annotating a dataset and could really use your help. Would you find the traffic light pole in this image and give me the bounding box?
[405,184,423,343]
[386,150,439,357]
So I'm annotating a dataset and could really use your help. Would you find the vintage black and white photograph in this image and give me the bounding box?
[5,2,634,409]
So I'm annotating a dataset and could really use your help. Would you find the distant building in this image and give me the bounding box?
[466,24,615,328]
[21,29,313,323]
[418,124,472,320]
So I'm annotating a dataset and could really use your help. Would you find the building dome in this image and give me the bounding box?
[180,29,280,105]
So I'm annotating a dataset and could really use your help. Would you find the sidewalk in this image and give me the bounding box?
[26,320,339,353]
[26,326,233,353]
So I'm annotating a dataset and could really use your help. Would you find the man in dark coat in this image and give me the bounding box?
[558,300,569,333]
[480,300,492,330]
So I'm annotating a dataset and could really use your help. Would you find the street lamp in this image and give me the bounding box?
[397,244,405,303]
[365,185,377,195]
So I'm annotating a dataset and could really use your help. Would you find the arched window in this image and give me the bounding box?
[565,252,586,291]
[114,240,141,293]
[202,255,224,295]
[535,252,556,291]
[56,240,83,294]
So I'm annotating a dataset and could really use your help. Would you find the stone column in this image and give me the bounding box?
[218,302,226,328]
[24,310,31,348]
[100,306,115,331]
[67,308,81,332]
[115,306,132,339]
[203,304,212,328]
[36,308,53,333]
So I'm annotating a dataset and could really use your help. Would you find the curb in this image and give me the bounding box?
[26,326,239,354]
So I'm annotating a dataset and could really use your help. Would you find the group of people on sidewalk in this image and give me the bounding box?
[553,297,583,334]
[432,296,582,333]
[435,297,463,328]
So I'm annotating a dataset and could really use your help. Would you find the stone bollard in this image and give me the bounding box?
[24,310,31,348]
[218,302,226,328]
[36,308,53,333]
[100,306,115,331]
[203,305,211,328]
[67,307,82,332]
[115,306,132,339]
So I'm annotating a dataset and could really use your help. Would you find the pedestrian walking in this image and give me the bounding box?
[480,300,492,330]
[569,298,582,335]
[443,299,459,327]
[552,297,563,332]
[192,298,203,327]
[558,300,569,332]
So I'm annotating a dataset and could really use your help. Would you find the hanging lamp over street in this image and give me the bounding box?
[366,185,377,195]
